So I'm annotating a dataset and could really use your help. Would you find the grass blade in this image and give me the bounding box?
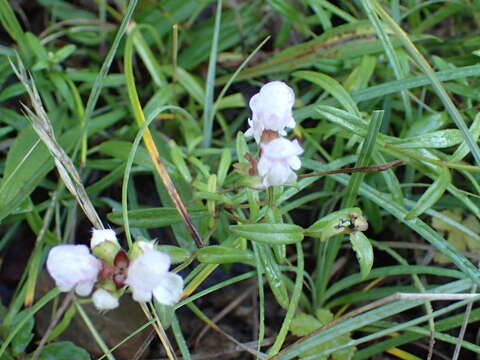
[202,0,222,148]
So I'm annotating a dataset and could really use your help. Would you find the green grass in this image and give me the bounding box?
[1,1,480,359]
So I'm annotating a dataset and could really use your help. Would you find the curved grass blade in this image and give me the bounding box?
[124,32,203,248]
[405,166,451,219]
[370,0,480,165]
[293,71,360,117]
[202,0,222,148]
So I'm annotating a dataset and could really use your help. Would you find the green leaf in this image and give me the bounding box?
[342,110,383,207]
[217,148,232,186]
[230,224,304,245]
[371,1,480,165]
[196,245,253,264]
[349,231,374,280]
[98,140,153,169]
[202,0,222,147]
[52,44,76,63]
[235,131,249,163]
[108,207,207,228]
[290,313,323,336]
[0,352,14,360]
[0,127,51,221]
[274,279,472,360]
[46,305,76,342]
[255,243,289,309]
[156,245,191,264]
[344,55,377,92]
[10,311,34,356]
[38,341,89,360]
[169,140,192,183]
[451,113,480,161]
[393,129,463,149]
[406,112,448,137]
[315,308,334,324]
[405,167,451,219]
[293,71,360,117]
[289,309,356,359]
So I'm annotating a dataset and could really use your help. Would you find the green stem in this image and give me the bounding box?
[268,242,304,356]
[75,300,116,360]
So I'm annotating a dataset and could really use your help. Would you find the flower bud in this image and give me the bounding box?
[91,229,118,248]
[91,228,120,264]
[245,81,296,143]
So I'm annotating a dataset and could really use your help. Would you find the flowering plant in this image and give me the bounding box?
[244,81,304,187]
[46,229,183,311]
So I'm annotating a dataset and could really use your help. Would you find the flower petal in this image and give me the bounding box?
[92,289,119,310]
[46,245,101,296]
[75,281,95,297]
[125,250,173,303]
[131,288,152,303]
[152,273,184,306]
[257,155,272,177]
[257,138,303,187]
[247,81,296,141]
[287,155,301,170]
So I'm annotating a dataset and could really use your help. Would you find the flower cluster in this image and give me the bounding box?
[245,81,303,187]
[46,229,183,311]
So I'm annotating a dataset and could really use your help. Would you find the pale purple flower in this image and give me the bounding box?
[92,288,119,311]
[125,250,183,305]
[258,137,303,187]
[245,81,296,143]
[46,245,101,296]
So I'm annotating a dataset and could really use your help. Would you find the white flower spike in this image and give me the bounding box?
[90,228,118,248]
[125,249,183,305]
[46,245,102,296]
[92,288,119,311]
[258,137,304,187]
[245,81,296,143]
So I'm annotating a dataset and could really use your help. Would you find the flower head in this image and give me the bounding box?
[46,245,102,296]
[92,288,119,311]
[245,81,296,143]
[125,249,183,305]
[258,137,303,187]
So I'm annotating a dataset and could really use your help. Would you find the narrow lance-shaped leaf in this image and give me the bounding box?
[230,223,304,245]
[196,245,253,264]
[392,129,463,149]
[405,167,451,219]
[108,207,208,228]
[349,231,374,279]
[255,242,289,309]
[293,70,360,117]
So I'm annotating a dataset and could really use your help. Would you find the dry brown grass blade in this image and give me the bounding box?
[124,32,203,248]
[144,133,203,248]
[9,55,104,230]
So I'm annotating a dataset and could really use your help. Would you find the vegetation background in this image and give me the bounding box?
[1,0,480,359]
